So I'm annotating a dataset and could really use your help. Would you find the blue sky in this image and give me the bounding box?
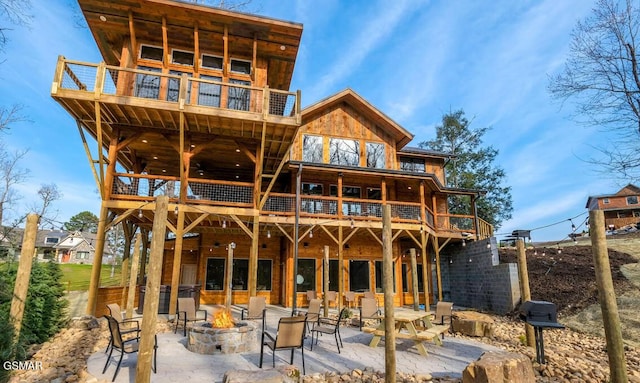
[0,0,617,241]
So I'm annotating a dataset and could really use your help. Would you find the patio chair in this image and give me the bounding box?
[325,291,338,308]
[363,290,378,305]
[306,290,317,304]
[433,301,453,339]
[344,291,356,309]
[175,297,208,336]
[259,314,307,375]
[105,303,140,353]
[359,297,381,331]
[299,298,321,333]
[103,315,156,382]
[310,307,347,353]
[241,296,267,342]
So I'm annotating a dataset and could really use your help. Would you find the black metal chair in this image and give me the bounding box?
[105,303,140,353]
[241,296,267,343]
[103,315,157,382]
[310,307,347,353]
[259,314,307,374]
[175,297,207,336]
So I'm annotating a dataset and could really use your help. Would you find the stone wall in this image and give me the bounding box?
[438,237,520,314]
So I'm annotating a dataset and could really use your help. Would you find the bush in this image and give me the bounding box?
[0,261,68,363]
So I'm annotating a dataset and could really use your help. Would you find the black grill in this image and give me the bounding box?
[519,300,564,364]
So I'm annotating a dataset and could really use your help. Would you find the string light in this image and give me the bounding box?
[222,219,227,228]
[174,205,179,215]
[309,229,313,238]
[267,229,271,239]
[569,218,576,232]
[462,239,466,247]
[350,218,355,229]
[138,209,143,218]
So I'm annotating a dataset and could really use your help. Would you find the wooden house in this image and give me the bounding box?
[586,184,640,230]
[51,0,492,316]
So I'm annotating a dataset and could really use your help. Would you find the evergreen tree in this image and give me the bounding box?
[419,109,513,229]
[64,211,99,233]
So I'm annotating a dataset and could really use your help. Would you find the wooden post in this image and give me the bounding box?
[249,215,259,296]
[432,238,443,302]
[120,223,133,309]
[135,196,169,383]
[10,214,39,341]
[126,233,142,319]
[226,242,236,310]
[86,204,109,315]
[138,228,149,284]
[420,232,430,311]
[168,209,185,317]
[590,210,628,383]
[409,248,419,311]
[323,245,329,317]
[382,205,396,383]
[338,225,344,312]
[516,239,535,347]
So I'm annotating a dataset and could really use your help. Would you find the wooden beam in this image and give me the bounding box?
[365,227,383,246]
[9,214,38,341]
[298,225,315,241]
[169,210,186,316]
[382,205,396,379]
[438,237,451,252]
[405,230,422,248]
[275,223,293,243]
[421,231,430,310]
[86,203,110,315]
[136,196,169,382]
[184,213,209,233]
[230,214,253,239]
[162,16,168,67]
[128,10,137,66]
[409,248,419,311]
[126,232,142,319]
[392,229,403,242]
[343,227,360,243]
[95,102,105,199]
[193,22,199,73]
[77,121,102,195]
[105,207,137,230]
[223,25,229,77]
[165,219,177,235]
[319,224,339,245]
[259,151,290,209]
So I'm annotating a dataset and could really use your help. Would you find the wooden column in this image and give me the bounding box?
[86,203,109,315]
[10,214,39,341]
[516,239,535,347]
[409,248,419,311]
[120,222,134,309]
[249,215,259,296]
[590,210,628,383]
[225,242,236,310]
[323,245,330,317]
[338,225,344,311]
[126,233,142,319]
[138,228,150,284]
[432,237,443,302]
[136,196,169,383]
[382,205,396,383]
[168,209,186,317]
[420,232,430,310]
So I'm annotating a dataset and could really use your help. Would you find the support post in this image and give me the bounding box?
[516,239,535,347]
[323,245,330,317]
[292,164,302,313]
[226,242,236,310]
[168,209,185,317]
[382,205,396,383]
[409,248,419,311]
[136,196,169,383]
[590,210,628,383]
[126,232,142,319]
[249,215,259,296]
[10,214,39,341]
[420,232,430,311]
[338,226,344,312]
[86,203,109,315]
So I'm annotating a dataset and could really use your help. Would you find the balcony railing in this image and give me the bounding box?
[53,57,300,120]
[111,174,481,234]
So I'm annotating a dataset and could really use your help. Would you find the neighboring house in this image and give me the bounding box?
[52,0,502,314]
[35,229,69,260]
[586,184,640,229]
[54,231,114,265]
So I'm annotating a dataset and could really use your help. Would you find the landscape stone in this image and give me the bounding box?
[462,350,535,383]
[452,311,494,337]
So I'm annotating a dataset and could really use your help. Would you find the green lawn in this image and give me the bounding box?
[60,263,123,291]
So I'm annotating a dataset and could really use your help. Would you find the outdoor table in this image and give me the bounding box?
[366,310,441,356]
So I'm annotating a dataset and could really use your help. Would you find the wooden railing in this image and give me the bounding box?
[52,56,300,121]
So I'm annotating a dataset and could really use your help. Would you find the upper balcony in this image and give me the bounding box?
[51,57,301,172]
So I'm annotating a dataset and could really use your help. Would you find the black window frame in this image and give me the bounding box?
[140,45,163,61]
[297,258,316,293]
[349,260,369,292]
[257,259,272,291]
[374,260,396,293]
[204,258,225,291]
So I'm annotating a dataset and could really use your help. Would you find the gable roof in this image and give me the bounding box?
[301,88,414,149]
[585,183,640,208]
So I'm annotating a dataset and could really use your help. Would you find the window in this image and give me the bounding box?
[232,259,249,290]
[321,259,340,292]
[167,70,192,102]
[302,183,323,195]
[198,75,222,107]
[45,237,59,245]
[75,251,89,260]
[329,138,360,166]
[228,79,251,111]
[135,66,161,99]
[172,50,194,66]
[366,188,382,216]
[400,157,425,172]
[140,45,163,61]
[330,185,361,216]
[349,260,369,292]
[201,54,223,70]
[302,183,323,214]
[402,263,424,293]
[302,135,323,163]
[603,198,610,204]
[366,142,385,168]
[230,59,251,74]
[257,259,272,291]
[205,258,225,290]
[374,261,395,293]
[297,259,316,293]
[634,211,640,218]
[627,196,639,205]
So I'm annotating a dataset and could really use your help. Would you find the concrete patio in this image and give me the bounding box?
[88,304,501,383]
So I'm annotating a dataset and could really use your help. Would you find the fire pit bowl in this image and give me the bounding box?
[186,321,258,354]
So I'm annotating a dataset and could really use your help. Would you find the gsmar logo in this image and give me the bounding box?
[3,361,43,370]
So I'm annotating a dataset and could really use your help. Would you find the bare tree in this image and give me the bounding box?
[549,0,640,181]
[0,0,32,52]
[29,183,62,226]
[0,146,28,226]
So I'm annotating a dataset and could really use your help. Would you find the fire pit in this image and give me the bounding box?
[186,306,258,354]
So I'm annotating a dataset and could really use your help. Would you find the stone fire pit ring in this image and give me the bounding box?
[186,321,258,354]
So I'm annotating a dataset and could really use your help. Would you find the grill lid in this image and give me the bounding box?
[519,300,564,328]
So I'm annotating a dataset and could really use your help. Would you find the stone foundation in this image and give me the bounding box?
[187,321,258,354]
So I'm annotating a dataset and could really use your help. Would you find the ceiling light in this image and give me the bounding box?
[190,144,195,148]
[235,175,239,179]
[99,15,107,22]
[267,230,271,239]
[162,169,166,173]
[236,163,240,167]
[235,148,240,152]
[153,156,158,160]
[142,139,148,143]
[280,45,286,51]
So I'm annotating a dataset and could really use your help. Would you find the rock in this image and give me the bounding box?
[69,316,100,330]
[452,311,494,337]
[462,350,535,383]
[223,366,300,383]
